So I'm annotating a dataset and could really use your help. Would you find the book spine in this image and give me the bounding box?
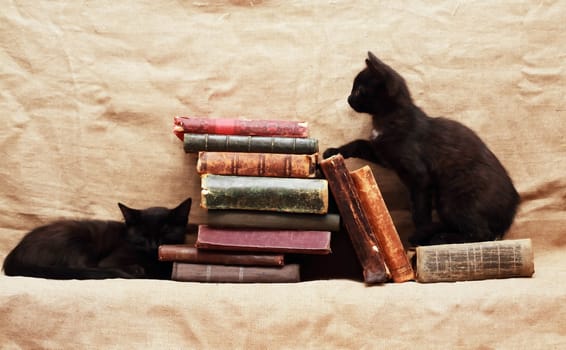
[350,166,415,283]
[196,211,341,231]
[319,154,388,284]
[172,263,301,283]
[196,151,318,178]
[158,245,285,266]
[416,239,535,283]
[183,134,319,154]
[200,174,328,214]
[174,117,309,137]
[195,225,332,254]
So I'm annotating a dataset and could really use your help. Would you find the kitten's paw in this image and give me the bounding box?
[323,147,340,159]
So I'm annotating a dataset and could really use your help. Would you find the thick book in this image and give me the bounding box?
[158,245,285,267]
[172,262,300,283]
[183,134,319,154]
[196,151,318,178]
[173,116,309,140]
[201,174,329,214]
[350,166,415,283]
[319,154,388,284]
[196,210,341,231]
[195,225,332,254]
[416,239,535,283]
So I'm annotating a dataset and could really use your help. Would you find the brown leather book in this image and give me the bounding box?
[200,174,329,214]
[319,154,388,284]
[350,166,415,282]
[196,151,318,178]
[195,225,332,254]
[158,245,285,267]
[416,239,535,283]
[172,263,300,283]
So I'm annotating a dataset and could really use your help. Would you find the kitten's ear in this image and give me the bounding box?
[366,51,391,77]
[118,203,140,225]
[171,197,192,224]
[366,51,402,97]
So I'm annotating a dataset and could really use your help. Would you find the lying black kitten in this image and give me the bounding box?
[3,197,192,279]
[324,52,520,246]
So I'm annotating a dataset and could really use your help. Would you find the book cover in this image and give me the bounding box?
[319,154,388,284]
[416,239,535,283]
[173,116,309,140]
[195,225,332,254]
[200,174,328,214]
[183,134,319,154]
[350,166,415,283]
[172,262,301,283]
[196,210,341,231]
[196,151,318,178]
[158,245,285,266]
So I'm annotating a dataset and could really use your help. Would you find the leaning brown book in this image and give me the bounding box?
[416,239,535,283]
[172,263,301,283]
[319,154,388,284]
[196,151,318,178]
[350,166,415,282]
[158,245,285,267]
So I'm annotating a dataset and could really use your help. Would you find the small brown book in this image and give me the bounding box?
[196,151,318,178]
[158,245,285,267]
[319,154,388,284]
[416,239,535,283]
[172,263,300,283]
[195,225,332,254]
[350,166,415,282]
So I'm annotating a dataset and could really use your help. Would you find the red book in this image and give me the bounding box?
[195,225,332,255]
[173,116,309,140]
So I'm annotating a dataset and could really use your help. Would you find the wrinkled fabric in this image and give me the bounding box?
[1,1,565,348]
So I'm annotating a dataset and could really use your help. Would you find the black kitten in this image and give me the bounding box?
[3,197,192,279]
[324,52,520,246]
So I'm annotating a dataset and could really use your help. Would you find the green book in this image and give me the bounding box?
[201,175,328,214]
[184,134,319,154]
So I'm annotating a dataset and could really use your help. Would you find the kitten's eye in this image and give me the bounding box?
[353,87,365,97]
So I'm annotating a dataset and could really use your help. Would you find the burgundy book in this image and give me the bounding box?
[195,225,332,255]
[173,116,308,140]
[158,245,285,267]
[171,263,300,283]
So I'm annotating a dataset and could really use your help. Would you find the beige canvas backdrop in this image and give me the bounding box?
[1,1,565,348]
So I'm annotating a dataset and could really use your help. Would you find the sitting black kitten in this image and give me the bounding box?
[324,52,520,246]
[3,197,192,279]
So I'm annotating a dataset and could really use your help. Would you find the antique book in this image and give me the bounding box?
[350,166,415,283]
[201,174,328,214]
[196,210,341,231]
[173,116,309,140]
[416,239,535,283]
[158,245,285,267]
[196,151,318,178]
[183,134,319,154]
[172,262,301,283]
[319,155,388,284]
[195,225,332,254]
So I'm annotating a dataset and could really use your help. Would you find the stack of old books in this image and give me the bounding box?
[161,116,340,283]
